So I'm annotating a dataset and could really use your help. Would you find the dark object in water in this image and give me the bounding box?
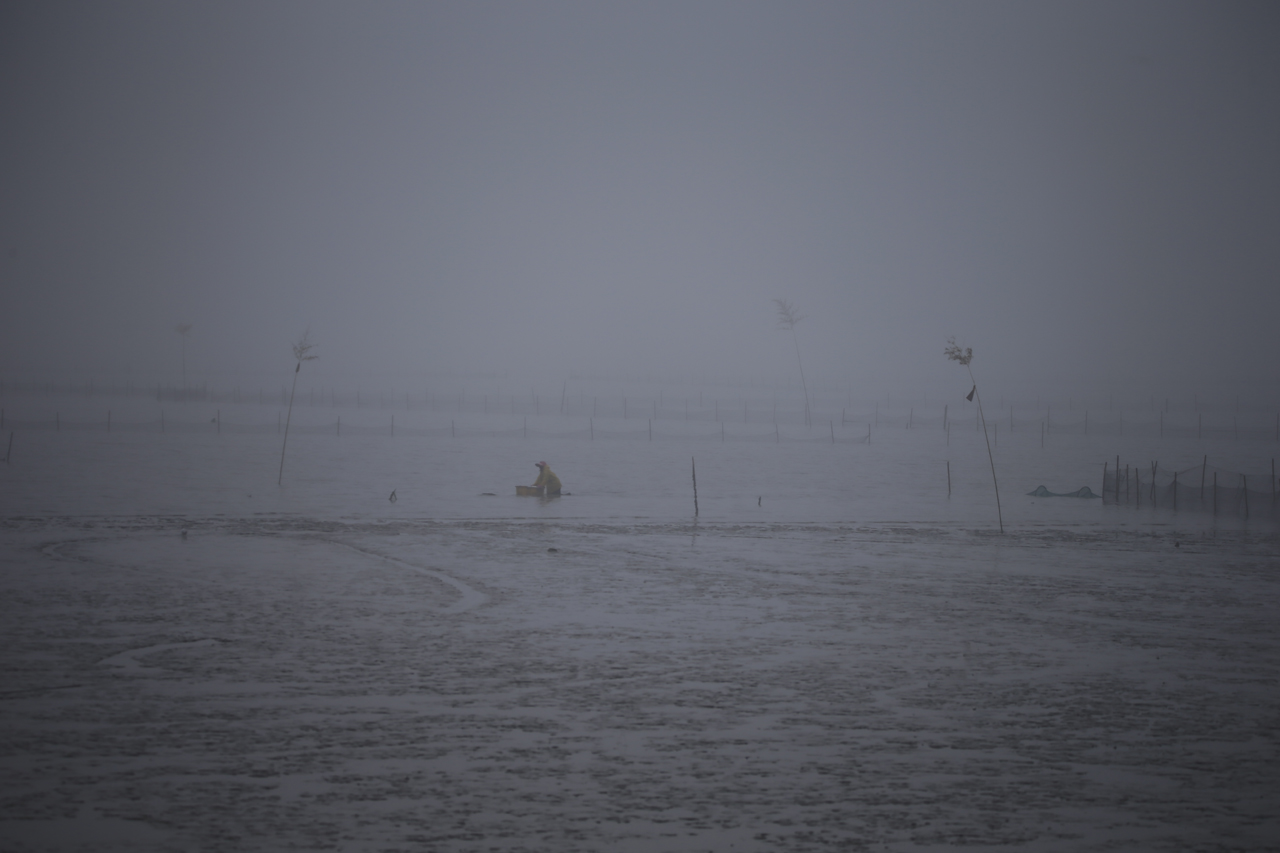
[1027,485,1100,498]
[547,547,558,553]
[389,490,397,503]
[481,492,497,496]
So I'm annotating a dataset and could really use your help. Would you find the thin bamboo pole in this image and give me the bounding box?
[691,457,699,517]
[278,363,302,485]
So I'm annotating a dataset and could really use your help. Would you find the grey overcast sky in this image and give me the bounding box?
[1,1,1277,400]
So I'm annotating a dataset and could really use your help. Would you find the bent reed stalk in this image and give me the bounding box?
[278,330,318,486]
[946,337,1003,533]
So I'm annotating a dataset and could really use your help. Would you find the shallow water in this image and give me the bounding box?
[1,397,1277,851]
[1,515,1277,852]
[0,400,1274,532]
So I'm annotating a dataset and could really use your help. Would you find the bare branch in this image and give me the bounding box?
[944,336,973,366]
[292,329,318,363]
[773,299,804,331]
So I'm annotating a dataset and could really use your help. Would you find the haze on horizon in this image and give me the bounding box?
[2,1,1277,406]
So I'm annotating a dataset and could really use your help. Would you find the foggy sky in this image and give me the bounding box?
[2,1,1277,402]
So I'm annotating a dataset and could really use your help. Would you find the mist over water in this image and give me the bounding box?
[2,8,1279,847]
[2,2,1278,404]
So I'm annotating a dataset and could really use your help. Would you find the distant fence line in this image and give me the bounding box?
[2,380,1278,433]
[0,412,874,445]
[1102,456,1280,522]
[3,402,1280,443]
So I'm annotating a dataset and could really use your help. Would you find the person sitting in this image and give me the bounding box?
[532,461,562,495]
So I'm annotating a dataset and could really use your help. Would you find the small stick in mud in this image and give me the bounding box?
[691,456,699,517]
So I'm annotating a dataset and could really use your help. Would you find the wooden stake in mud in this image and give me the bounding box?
[1243,475,1249,519]
[1102,461,1108,500]
[691,457,699,517]
[947,460,951,497]
[1201,456,1206,502]
[1173,471,1178,510]
[1116,455,1120,503]
[1213,471,1218,516]
[830,421,835,444]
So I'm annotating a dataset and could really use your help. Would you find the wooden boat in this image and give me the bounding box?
[516,485,545,497]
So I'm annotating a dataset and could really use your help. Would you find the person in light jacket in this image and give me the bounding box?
[532,461,562,495]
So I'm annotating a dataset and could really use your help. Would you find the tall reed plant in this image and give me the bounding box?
[774,299,811,428]
[945,337,1003,533]
[278,330,318,485]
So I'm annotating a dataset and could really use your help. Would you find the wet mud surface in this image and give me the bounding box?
[1,516,1278,851]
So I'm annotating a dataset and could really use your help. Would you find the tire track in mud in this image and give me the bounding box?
[99,638,224,673]
[38,529,489,616]
[325,539,489,615]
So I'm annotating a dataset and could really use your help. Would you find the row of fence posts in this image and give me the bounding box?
[8,407,1278,453]
[5,402,1278,442]
[1105,454,1275,519]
